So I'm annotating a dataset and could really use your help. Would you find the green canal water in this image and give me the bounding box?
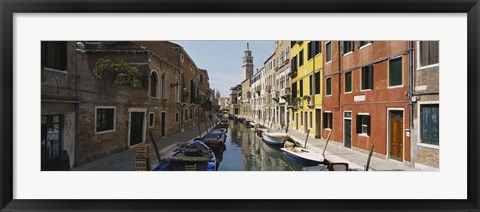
[216,120,305,171]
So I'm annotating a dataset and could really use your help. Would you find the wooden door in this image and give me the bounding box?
[130,112,144,146]
[389,111,403,161]
[41,115,63,171]
[344,119,352,148]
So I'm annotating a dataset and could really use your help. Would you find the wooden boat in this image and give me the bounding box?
[281,147,324,166]
[261,131,290,146]
[280,129,325,166]
[201,129,226,153]
[153,140,216,171]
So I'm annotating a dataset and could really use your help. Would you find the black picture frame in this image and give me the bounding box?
[1,0,479,211]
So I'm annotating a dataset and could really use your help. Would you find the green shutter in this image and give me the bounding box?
[368,65,374,89]
[366,115,371,136]
[389,58,402,86]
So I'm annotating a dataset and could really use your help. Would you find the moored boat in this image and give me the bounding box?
[261,131,290,146]
[201,129,226,153]
[153,140,216,171]
[281,147,325,166]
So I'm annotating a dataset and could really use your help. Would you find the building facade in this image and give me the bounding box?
[250,68,264,121]
[322,41,412,164]
[289,41,323,137]
[411,41,439,170]
[273,41,291,129]
[263,53,275,126]
[42,41,212,167]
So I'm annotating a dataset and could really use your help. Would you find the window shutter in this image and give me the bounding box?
[350,41,355,51]
[356,115,361,134]
[357,41,361,49]
[341,41,344,54]
[366,115,371,136]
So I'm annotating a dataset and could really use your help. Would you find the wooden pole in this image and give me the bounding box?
[148,131,162,165]
[304,129,310,149]
[322,131,332,159]
[365,144,375,171]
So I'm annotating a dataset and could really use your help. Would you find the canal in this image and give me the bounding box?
[216,120,305,171]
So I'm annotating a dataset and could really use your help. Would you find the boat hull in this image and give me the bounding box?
[282,151,321,166]
[261,133,289,146]
[153,140,216,171]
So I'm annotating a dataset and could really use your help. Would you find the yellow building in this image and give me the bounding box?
[289,41,323,138]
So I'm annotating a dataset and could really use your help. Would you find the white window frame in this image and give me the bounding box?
[358,41,373,50]
[149,112,155,128]
[344,71,353,94]
[357,112,370,137]
[325,41,332,64]
[325,76,332,97]
[342,41,354,56]
[416,41,440,70]
[417,101,440,149]
[94,106,116,134]
[387,55,404,89]
[360,66,373,92]
[324,111,333,130]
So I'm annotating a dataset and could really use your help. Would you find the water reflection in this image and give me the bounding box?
[217,120,302,171]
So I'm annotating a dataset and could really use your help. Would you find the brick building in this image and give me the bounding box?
[322,41,412,164]
[42,41,211,167]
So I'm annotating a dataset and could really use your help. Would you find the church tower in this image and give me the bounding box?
[242,43,254,80]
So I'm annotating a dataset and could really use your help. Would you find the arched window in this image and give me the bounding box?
[150,71,158,97]
[161,73,166,99]
[200,74,204,83]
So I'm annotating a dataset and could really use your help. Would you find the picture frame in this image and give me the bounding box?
[1,0,479,211]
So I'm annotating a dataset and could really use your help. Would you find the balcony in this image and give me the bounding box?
[306,95,314,107]
[280,88,290,97]
[298,98,304,108]
[288,70,297,78]
[266,85,272,93]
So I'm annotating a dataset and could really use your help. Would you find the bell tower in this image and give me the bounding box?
[242,43,254,80]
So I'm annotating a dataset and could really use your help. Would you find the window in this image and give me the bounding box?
[161,73,166,99]
[200,74,204,83]
[175,113,179,123]
[291,55,298,73]
[356,114,370,136]
[299,49,304,66]
[419,41,439,67]
[299,80,303,97]
[314,72,321,95]
[149,112,155,128]
[185,109,188,120]
[42,41,67,71]
[345,71,352,93]
[150,72,158,97]
[309,75,313,96]
[420,104,439,146]
[342,41,354,55]
[326,41,332,62]
[323,112,332,129]
[190,108,193,119]
[389,57,403,87]
[307,41,322,60]
[326,77,332,95]
[358,41,372,48]
[96,107,115,133]
[361,65,374,90]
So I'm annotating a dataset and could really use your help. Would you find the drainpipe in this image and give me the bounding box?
[74,42,85,168]
[408,41,414,128]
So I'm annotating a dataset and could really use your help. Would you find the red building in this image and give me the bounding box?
[322,41,412,164]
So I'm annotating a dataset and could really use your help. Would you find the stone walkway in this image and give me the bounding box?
[250,118,419,171]
[73,120,215,171]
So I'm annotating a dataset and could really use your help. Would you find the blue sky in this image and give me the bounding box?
[174,41,275,97]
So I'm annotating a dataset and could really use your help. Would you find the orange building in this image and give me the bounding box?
[322,41,412,164]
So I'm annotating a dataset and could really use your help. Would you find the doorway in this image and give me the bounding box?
[343,111,352,148]
[296,113,299,130]
[129,112,145,146]
[41,114,63,171]
[315,109,321,138]
[388,110,404,161]
[304,111,308,133]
